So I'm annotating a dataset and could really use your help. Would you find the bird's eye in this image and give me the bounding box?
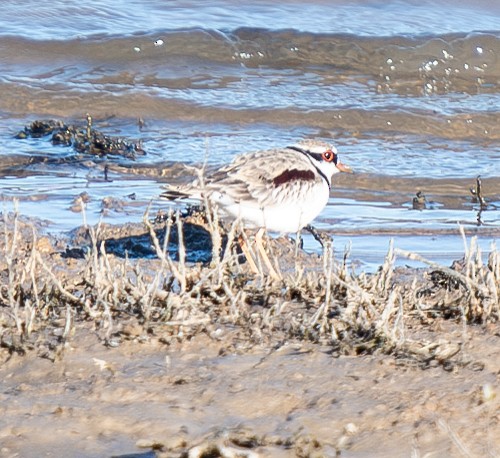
[322,150,336,163]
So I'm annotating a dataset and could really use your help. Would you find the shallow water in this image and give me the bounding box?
[0,0,499,269]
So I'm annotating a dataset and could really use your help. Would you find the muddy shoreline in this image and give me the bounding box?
[0,210,498,457]
[1,323,498,458]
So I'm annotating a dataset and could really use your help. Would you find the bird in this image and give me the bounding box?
[412,191,427,210]
[161,139,352,277]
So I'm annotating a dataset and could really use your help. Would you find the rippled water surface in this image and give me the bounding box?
[1,0,499,268]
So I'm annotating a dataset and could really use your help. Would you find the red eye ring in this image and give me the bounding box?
[322,150,336,163]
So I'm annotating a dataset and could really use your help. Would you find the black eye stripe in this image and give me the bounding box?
[287,146,338,164]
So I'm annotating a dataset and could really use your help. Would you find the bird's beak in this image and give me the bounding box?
[336,161,353,173]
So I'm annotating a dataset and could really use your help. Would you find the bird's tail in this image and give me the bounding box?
[160,184,191,201]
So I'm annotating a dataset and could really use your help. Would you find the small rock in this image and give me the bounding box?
[136,438,164,449]
[35,237,53,253]
[122,322,144,337]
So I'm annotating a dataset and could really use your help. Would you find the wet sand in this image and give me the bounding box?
[0,322,498,457]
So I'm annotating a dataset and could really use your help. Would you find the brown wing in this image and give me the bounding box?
[206,148,321,206]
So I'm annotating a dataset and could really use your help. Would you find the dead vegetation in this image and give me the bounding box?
[14,115,145,159]
[0,200,498,366]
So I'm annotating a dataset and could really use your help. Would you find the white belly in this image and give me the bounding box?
[211,185,330,233]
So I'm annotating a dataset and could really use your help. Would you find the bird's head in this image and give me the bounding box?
[294,139,353,183]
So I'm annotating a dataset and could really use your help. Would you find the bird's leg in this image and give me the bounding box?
[304,224,332,248]
[238,232,260,275]
[255,228,281,280]
[294,229,303,258]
